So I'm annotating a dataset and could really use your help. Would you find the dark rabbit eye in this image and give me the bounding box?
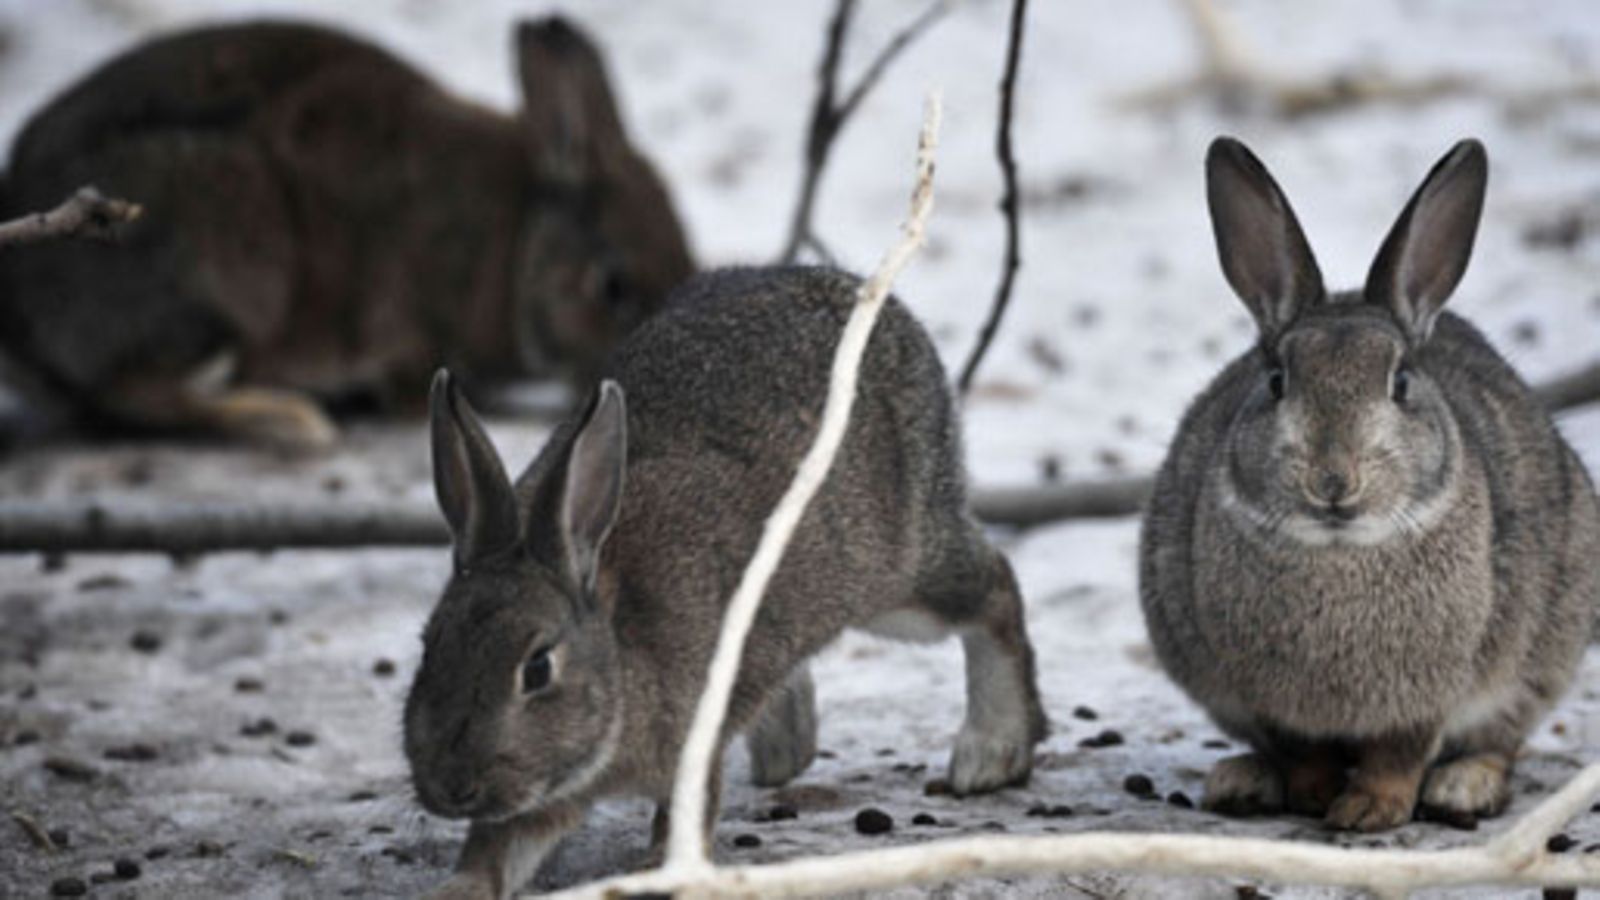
[1266,366,1286,400]
[1392,366,1411,404]
[520,648,554,694]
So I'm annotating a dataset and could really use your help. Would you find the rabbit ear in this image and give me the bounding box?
[1206,137,1325,344]
[430,370,520,567]
[1364,140,1487,345]
[559,379,627,595]
[515,16,631,186]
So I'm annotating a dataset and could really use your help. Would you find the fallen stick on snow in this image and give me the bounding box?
[533,761,1600,898]
[1,364,1597,553]
[0,186,141,249]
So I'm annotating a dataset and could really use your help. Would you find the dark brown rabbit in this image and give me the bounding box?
[0,18,693,446]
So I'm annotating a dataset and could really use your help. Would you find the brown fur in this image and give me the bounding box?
[0,18,693,446]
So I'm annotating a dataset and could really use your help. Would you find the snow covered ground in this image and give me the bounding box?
[0,0,1598,897]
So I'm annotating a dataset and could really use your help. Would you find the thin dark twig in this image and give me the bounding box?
[778,0,949,264]
[0,187,141,249]
[957,0,1028,394]
[835,0,954,123]
[778,0,855,264]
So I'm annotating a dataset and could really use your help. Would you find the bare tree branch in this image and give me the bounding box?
[1535,361,1600,412]
[537,761,1600,899]
[1120,0,1479,118]
[0,187,141,249]
[956,0,1028,395]
[0,360,1594,554]
[777,0,951,264]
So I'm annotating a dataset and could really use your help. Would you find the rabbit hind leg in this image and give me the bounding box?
[923,545,1047,796]
[102,364,336,450]
[745,664,818,787]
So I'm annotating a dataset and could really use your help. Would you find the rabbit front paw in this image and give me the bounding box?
[1202,753,1285,816]
[1420,753,1511,819]
[1326,780,1416,832]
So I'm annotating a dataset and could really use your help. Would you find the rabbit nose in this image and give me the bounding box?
[1308,470,1360,506]
[443,781,482,811]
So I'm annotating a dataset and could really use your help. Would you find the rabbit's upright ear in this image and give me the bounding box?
[1365,140,1487,345]
[559,380,627,595]
[431,370,520,568]
[515,16,631,186]
[1206,137,1325,345]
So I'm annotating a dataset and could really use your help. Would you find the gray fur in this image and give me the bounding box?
[1142,138,1600,833]
[405,267,1047,897]
[0,18,692,445]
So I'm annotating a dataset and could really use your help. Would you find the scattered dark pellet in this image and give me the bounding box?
[285,730,317,747]
[816,749,836,760]
[1166,791,1194,809]
[911,813,938,826]
[381,846,414,865]
[145,846,169,860]
[19,684,38,700]
[1025,803,1073,818]
[114,858,141,879]
[923,778,952,797]
[766,803,797,822]
[372,659,396,677]
[1039,455,1062,482]
[1511,320,1541,346]
[1547,833,1577,853]
[854,808,893,835]
[368,825,394,835]
[49,828,71,847]
[1072,705,1097,721]
[234,677,264,693]
[308,830,332,842]
[14,730,40,746]
[890,762,927,775]
[875,747,895,757]
[41,552,66,573]
[130,630,163,654]
[268,610,290,626]
[732,833,762,848]
[1078,729,1124,749]
[241,718,278,738]
[1202,739,1230,750]
[1542,889,1577,900]
[348,790,378,803]
[43,756,99,782]
[1123,774,1156,797]
[195,840,225,857]
[77,573,129,592]
[104,742,159,762]
[322,475,347,494]
[50,877,87,896]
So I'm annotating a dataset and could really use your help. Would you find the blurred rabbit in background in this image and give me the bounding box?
[0,17,694,448]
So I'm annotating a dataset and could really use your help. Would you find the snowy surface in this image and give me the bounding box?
[1,0,1599,897]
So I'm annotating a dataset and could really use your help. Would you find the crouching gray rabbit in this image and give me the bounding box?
[405,267,1047,897]
[0,18,692,447]
[1141,138,1600,832]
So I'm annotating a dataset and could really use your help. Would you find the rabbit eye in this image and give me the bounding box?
[1392,366,1411,404]
[520,648,555,694]
[1266,366,1286,401]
